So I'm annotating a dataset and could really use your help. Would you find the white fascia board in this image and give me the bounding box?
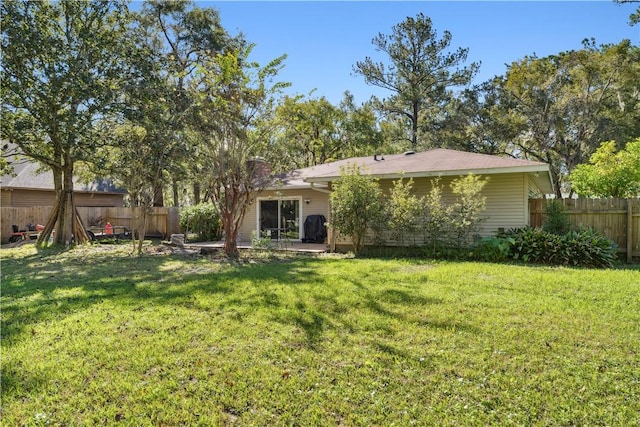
[264,183,328,191]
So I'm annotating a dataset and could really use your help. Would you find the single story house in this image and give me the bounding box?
[1,157,126,208]
[239,149,553,250]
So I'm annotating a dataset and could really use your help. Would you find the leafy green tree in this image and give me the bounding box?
[179,202,222,241]
[500,40,640,196]
[271,92,382,171]
[133,0,233,206]
[435,82,521,156]
[95,120,170,254]
[387,176,424,246]
[543,200,572,235]
[190,45,287,257]
[338,93,385,160]
[422,175,488,250]
[449,174,488,248]
[354,13,479,151]
[1,0,132,246]
[329,164,385,255]
[272,95,342,169]
[570,138,640,198]
[76,1,231,251]
[422,178,451,252]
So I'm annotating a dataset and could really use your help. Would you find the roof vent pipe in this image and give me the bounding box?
[373,154,378,161]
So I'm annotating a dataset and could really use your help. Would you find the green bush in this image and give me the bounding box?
[251,230,272,249]
[561,228,618,268]
[449,174,488,248]
[503,227,617,268]
[472,237,512,263]
[179,203,222,242]
[507,227,563,264]
[329,164,386,255]
[543,200,572,235]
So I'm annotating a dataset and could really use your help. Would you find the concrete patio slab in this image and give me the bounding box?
[184,240,329,254]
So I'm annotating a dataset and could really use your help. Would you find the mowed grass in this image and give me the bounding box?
[1,245,639,426]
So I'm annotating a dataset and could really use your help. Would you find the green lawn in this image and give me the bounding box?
[2,245,639,426]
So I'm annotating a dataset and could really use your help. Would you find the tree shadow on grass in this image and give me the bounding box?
[1,252,328,342]
[2,249,478,365]
[1,359,49,406]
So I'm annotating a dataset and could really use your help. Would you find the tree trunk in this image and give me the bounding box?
[37,197,61,246]
[172,180,180,207]
[53,167,62,196]
[411,102,419,151]
[135,206,149,255]
[193,182,201,205]
[153,184,164,207]
[38,163,88,246]
[223,213,239,258]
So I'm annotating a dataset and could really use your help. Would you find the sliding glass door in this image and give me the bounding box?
[259,198,300,240]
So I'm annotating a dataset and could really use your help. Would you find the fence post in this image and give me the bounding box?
[627,198,633,264]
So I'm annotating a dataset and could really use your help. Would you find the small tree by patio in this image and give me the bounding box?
[329,164,385,255]
[449,174,488,248]
[423,178,451,251]
[387,175,424,246]
[423,175,488,252]
[190,46,287,257]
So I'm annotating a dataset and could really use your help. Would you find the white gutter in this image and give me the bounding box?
[309,182,331,194]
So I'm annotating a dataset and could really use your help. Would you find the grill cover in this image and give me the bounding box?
[303,215,327,243]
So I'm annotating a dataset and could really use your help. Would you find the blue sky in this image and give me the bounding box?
[202,1,638,104]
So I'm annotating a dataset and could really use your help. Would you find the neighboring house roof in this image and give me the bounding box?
[272,149,554,194]
[1,156,126,194]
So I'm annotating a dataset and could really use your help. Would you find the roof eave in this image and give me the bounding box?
[304,165,551,183]
[530,170,555,195]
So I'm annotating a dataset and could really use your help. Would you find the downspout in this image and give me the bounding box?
[309,182,334,252]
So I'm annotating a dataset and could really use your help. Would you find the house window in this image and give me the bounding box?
[258,198,301,240]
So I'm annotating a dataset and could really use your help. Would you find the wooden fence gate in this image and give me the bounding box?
[529,198,639,262]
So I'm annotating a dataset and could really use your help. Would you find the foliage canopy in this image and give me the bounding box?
[570,138,640,198]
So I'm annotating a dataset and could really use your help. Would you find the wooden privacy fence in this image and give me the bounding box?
[1,206,180,243]
[529,198,640,262]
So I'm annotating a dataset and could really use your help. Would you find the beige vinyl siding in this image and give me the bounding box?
[7,189,57,207]
[75,192,124,207]
[480,173,528,235]
[242,172,534,248]
[4,189,124,208]
[1,190,12,207]
[344,173,530,247]
[239,188,330,242]
[408,173,529,237]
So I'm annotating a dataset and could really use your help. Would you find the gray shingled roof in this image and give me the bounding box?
[1,156,126,194]
[272,149,553,193]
